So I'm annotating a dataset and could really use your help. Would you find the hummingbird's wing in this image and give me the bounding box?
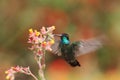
[51,40,62,56]
[72,36,105,57]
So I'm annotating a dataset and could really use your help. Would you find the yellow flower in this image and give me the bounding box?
[34,30,40,36]
[29,28,33,34]
[49,39,55,44]
[51,26,55,30]
[5,71,8,74]
[6,75,10,80]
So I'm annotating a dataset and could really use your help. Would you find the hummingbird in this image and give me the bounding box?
[51,33,105,67]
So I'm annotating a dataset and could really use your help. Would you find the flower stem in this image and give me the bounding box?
[29,70,38,80]
[39,69,46,80]
[37,50,46,80]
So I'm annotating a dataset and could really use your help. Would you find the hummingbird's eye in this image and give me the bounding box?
[66,34,69,37]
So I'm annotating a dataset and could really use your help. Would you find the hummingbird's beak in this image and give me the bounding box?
[54,34,62,37]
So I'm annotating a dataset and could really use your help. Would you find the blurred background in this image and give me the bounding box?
[0,0,120,80]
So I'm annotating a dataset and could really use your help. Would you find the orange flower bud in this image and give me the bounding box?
[42,41,47,47]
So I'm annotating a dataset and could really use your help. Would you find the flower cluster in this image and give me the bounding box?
[5,26,55,80]
[5,66,31,80]
[28,26,55,56]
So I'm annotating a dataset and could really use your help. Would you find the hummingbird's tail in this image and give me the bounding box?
[69,60,80,67]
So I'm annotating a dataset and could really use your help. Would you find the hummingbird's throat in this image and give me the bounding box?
[62,37,70,44]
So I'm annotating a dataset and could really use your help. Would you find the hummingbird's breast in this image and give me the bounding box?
[60,44,75,61]
[60,44,80,67]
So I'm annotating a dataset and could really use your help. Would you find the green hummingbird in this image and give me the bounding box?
[51,33,105,67]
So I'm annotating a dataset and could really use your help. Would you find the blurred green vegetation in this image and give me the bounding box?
[0,0,120,80]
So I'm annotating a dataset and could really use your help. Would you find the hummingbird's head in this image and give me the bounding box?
[61,33,69,39]
[54,33,70,44]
